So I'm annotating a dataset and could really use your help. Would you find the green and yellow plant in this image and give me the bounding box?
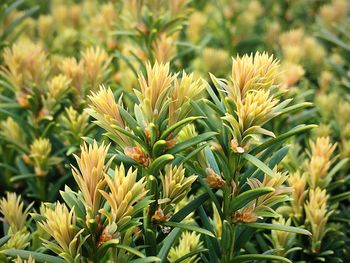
[0,0,350,262]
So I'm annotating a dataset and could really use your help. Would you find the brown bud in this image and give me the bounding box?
[134,22,149,35]
[152,208,170,223]
[144,127,151,141]
[22,154,32,165]
[16,92,29,108]
[35,167,47,177]
[97,227,113,247]
[124,146,150,166]
[205,168,225,189]
[232,207,258,223]
[113,72,122,82]
[107,39,117,50]
[230,139,245,153]
[165,133,176,149]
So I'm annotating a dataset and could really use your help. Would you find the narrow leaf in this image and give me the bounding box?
[328,158,349,179]
[98,240,145,258]
[204,146,220,175]
[233,254,292,263]
[9,173,36,182]
[230,187,275,212]
[162,221,215,237]
[243,153,276,178]
[329,191,350,203]
[173,248,208,263]
[246,223,311,236]
[158,228,182,263]
[160,116,205,140]
[205,78,225,114]
[156,193,210,243]
[249,125,317,155]
[152,140,167,157]
[170,193,209,223]
[168,132,217,155]
[129,257,161,263]
[277,102,313,116]
[1,6,39,40]
[0,235,10,246]
[148,154,174,175]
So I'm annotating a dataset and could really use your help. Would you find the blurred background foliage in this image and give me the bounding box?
[0,0,349,262]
